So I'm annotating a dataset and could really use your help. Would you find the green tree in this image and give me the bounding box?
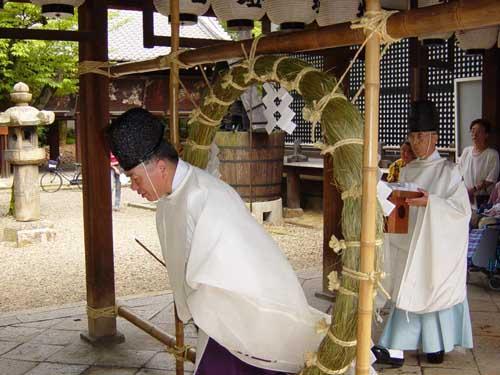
[0,2,78,109]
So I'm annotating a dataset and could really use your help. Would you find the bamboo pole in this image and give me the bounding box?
[111,0,500,77]
[169,0,180,151]
[116,305,196,364]
[355,0,381,374]
[167,4,184,372]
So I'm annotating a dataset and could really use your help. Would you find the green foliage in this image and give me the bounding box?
[220,21,262,40]
[0,2,78,106]
[37,125,49,146]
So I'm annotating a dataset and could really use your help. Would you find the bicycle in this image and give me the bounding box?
[40,157,83,193]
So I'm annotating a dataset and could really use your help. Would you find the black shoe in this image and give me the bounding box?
[371,346,404,368]
[426,350,444,364]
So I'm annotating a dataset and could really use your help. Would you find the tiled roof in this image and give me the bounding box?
[108,10,231,62]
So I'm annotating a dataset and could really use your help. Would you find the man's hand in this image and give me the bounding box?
[406,189,429,207]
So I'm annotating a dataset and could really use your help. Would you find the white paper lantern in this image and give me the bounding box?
[153,0,210,26]
[266,0,319,30]
[31,0,85,19]
[211,0,266,31]
[456,26,499,54]
[417,0,452,45]
[316,0,360,27]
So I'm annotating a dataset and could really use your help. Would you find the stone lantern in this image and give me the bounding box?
[0,82,54,221]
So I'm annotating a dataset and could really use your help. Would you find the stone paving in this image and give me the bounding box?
[0,271,499,375]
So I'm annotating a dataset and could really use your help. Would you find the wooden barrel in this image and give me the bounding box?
[215,131,285,202]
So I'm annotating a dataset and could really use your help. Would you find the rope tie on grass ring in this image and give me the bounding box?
[316,317,357,347]
[240,35,264,84]
[185,139,211,151]
[78,61,116,78]
[342,267,391,300]
[188,107,221,128]
[86,305,117,319]
[166,344,193,362]
[289,66,319,94]
[327,271,359,298]
[221,71,248,91]
[303,92,348,139]
[315,138,364,156]
[267,56,290,82]
[305,352,351,375]
[341,185,362,200]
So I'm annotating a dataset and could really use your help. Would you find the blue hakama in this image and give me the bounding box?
[378,299,473,353]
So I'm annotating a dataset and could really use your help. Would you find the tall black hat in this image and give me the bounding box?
[107,108,165,171]
[408,100,439,133]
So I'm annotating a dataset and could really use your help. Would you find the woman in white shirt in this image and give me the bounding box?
[459,118,500,207]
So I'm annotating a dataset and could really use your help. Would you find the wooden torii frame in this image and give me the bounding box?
[2,1,500,374]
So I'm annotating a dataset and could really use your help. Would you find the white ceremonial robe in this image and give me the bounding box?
[384,150,471,314]
[156,161,327,373]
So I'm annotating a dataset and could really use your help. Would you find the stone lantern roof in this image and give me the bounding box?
[0,82,55,127]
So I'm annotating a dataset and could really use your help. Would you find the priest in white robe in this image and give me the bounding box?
[374,101,473,366]
[107,108,327,375]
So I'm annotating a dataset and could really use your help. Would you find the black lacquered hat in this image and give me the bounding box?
[107,108,165,171]
[408,100,439,133]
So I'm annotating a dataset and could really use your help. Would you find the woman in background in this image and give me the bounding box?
[386,140,416,183]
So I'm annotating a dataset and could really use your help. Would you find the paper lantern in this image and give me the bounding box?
[153,0,210,26]
[316,0,360,27]
[211,0,266,31]
[31,0,85,19]
[417,0,452,45]
[266,0,319,30]
[456,26,499,55]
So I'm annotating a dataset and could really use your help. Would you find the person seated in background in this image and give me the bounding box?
[458,118,500,208]
[386,141,416,183]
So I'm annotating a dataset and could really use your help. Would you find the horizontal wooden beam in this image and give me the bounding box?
[117,305,196,364]
[111,0,500,76]
[0,28,93,42]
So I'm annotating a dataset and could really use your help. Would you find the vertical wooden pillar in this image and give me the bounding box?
[408,0,428,102]
[322,47,352,292]
[169,0,180,150]
[482,48,500,150]
[79,0,120,342]
[409,38,429,102]
[356,0,382,373]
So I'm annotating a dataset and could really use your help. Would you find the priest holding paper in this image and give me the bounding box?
[107,108,326,375]
[374,101,473,366]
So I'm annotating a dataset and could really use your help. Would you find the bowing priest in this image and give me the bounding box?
[374,100,473,366]
[107,108,327,375]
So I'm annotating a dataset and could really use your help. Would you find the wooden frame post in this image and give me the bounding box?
[79,0,121,343]
[355,1,382,374]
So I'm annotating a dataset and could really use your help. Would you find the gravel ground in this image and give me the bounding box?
[0,187,323,313]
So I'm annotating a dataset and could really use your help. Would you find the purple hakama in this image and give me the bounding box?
[196,338,291,375]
